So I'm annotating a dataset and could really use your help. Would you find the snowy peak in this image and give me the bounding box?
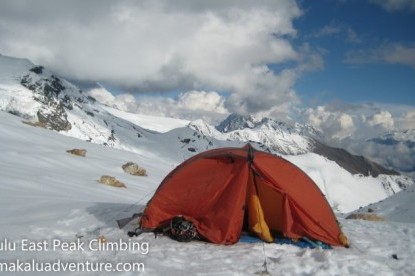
[188,119,225,139]
[216,113,323,139]
[211,113,320,155]
[5,59,96,131]
[0,55,150,153]
[200,113,398,177]
[0,55,34,83]
[215,113,257,132]
[0,56,236,160]
[0,55,408,179]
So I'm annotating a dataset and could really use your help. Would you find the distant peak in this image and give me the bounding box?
[216,113,257,133]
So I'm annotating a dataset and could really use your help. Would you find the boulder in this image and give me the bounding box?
[98,175,126,188]
[66,148,87,157]
[345,213,385,221]
[122,162,147,176]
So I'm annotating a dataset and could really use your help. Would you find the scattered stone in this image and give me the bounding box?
[98,175,126,188]
[66,148,87,157]
[98,235,107,244]
[345,213,385,221]
[122,162,147,176]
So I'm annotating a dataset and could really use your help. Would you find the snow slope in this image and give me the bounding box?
[0,54,412,212]
[351,183,415,224]
[101,105,189,133]
[283,154,407,213]
[1,111,414,275]
[1,54,414,274]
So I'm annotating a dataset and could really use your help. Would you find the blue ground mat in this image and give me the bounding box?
[239,234,332,249]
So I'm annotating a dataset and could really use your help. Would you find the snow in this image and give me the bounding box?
[0,55,34,84]
[0,84,42,118]
[101,105,190,133]
[0,54,414,275]
[189,115,314,155]
[1,110,415,275]
[283,153,402,213]
[352,182,415,224]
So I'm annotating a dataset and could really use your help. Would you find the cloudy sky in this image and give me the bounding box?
[0,0,414,134]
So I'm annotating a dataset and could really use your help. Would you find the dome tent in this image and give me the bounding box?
[140,144,348,246]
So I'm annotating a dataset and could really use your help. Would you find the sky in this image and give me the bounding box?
[294,0,415,106]
[0,0,414,133]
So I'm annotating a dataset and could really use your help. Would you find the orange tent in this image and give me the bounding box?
[140,144,348,246]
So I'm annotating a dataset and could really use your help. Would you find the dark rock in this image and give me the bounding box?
[181,138,191,144]
[20,74,72,131]
[29,66,44,75]
[37,105,71,131]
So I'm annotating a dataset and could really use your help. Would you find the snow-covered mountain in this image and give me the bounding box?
[1,107,414,275]
[0,54,395,177]
[217,113,323,138]
[0,54,232,162]
[189,114,399,177]
[1,54,415,275]
[0,54,412,210]
[212,113,322,154]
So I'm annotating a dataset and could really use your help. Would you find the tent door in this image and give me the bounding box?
[246,169,273,242]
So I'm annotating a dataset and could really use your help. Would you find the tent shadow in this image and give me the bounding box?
[86,202,146,230]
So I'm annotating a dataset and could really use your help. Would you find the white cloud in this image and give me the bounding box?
[370,0,415,12]
[310,22,361,44]
[89,88,229,124]
[136,91,231,123]
[344,42,415,69]
[384,43,415,68]
[346,28,361,44]
[368,111,395,129]
[88,87,137,111]
[88,87,115,106]
[176,91,227,114]
[303,103,415,174]
[397,110,415,129]
[338,113,354,130]
[303,103,415,142]
[314,25,342,37]
[305,106,355,140]
[0,0,314,115]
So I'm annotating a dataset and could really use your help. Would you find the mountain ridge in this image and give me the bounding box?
[0,53,403,178]
[191,113,399,177]
[0,54,412,211]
